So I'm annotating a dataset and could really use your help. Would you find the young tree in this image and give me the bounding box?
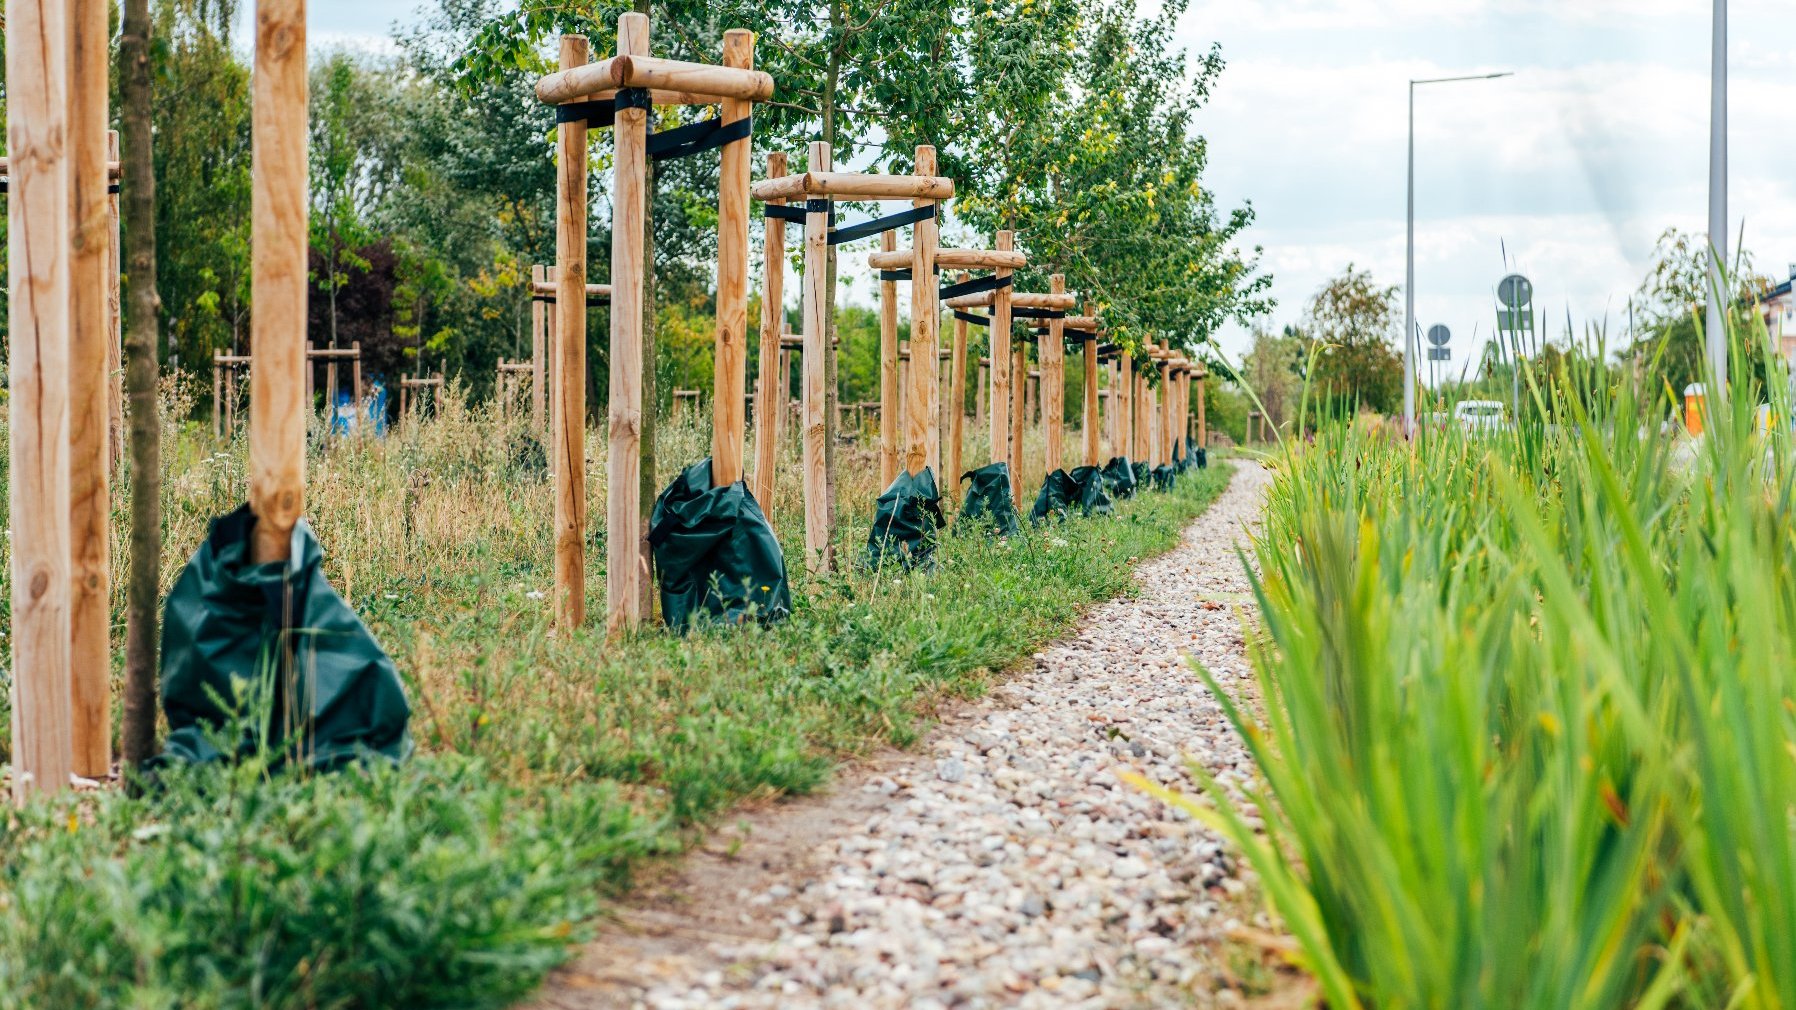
[1626,226,1772,396]
[1303,264,1403,416]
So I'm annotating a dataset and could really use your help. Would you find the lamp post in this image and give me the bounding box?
[1706,0,1728,395]
[1405,70,1514,437]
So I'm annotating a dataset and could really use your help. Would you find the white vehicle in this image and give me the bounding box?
[1453,399,1507,433]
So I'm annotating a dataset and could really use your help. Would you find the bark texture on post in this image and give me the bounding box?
[120,0,162,770]
[905,146,940,476]
[107,130,124,469]
[530,263,546,432]
[988,230,1013,477]
[1043,274,1065,473]
[752,151,787,513]
[878,229,900,489]
[710,30,753,486]
[1009,339,1025,506]
[248,0,308,569]
[607,15,648,634]
[71,0,114,777]
[1118,352,1133,460]
[1081,302,1099,467]
[8,0,77,800]
[949,310,968,487]
[800,141,833,572]
[554,33,591,629]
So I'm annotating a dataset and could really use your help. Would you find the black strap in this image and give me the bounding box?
[1013,307,1065,320]
[763,204,807,224]
[954,310,992,327]
[878,269,913,282]
[939,274,1012,302]
[828,204,935,246]
[556,87,653,129]
[648,114,752,161]
[532,294,610,307]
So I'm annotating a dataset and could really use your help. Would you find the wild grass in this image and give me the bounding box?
[0,382,1231,1008]
[1147,317,1796,1008]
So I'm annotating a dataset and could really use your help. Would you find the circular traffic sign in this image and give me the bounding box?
[1426,324,1451,347]
[1497,274,1533,310]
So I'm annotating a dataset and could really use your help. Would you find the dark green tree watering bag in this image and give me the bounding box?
[160,504,411,769]
[1132,461,1151,489]
[956,461,1022,537]
[650,458,792,631]
[1029,469,1079,524]
[1102,456,1138,499]
[1070,465,1114,516]
[866,466,948,569]
[1152,464,1178,491]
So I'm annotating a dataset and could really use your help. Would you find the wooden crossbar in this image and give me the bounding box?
[751,172,953,203]
[943,290,1076,310]
[867,248,1025,271]
[536,53,774,105]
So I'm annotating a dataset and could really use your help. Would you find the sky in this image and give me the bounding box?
[291,0,1794,375]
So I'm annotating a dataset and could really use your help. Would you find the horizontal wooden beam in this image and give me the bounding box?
[752,172,954,203]
[532,280,611,298]
[0,157,121,178]
[537,53,774,105]
[942,290,1076,310]
[868,248,1026,271]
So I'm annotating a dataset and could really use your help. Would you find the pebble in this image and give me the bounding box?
[627,465,1272,1008]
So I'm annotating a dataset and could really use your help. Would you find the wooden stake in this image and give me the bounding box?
[1134,348,1152,467]
[949,309,968,486]
[1081,301,1099,467]
[607,16,650,634]
[751,151,787,513]
[975,360,987,434]
[878,229,900,489]
[1118,352,1133,460]
[213,356,224,439]
[71,0,113,776]
[352,340,363,424]
[530,263,546,432]
[906,145,940,477]
[711,30,753,487]
[555,33,591,629]
[107,130,124,469]
[9,0,76,800]
[1043,275,1065,473]
[800,140,832,571]
[1009,339,1025,506]
[1197,364,1207,452]
[249,0,309,567]
[989,230,1014,481]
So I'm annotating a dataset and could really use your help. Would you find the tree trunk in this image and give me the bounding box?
[118,0,163,770]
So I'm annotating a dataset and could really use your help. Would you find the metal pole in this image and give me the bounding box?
[1706,0,1728,394]
[1404,81,1416,437]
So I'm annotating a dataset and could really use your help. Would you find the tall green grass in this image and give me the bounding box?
[1150,314,1796,1008]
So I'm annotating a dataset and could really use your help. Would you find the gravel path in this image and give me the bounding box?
[531,462,1273,1010]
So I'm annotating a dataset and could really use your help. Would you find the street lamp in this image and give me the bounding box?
[1405,70,1514,437]
[1705,0,1727,396]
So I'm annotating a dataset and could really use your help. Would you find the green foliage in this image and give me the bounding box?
[1296,263,1403,417]
[1163,293,1796,1008]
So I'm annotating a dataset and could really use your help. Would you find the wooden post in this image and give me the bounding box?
[1160,352,1174,465]
[1197,364,1208,452]
[752,151,787,512]
[555,33,591,629]
[10,0,77,799]
[1009,339,1025,505]
[1043,275,1066,473]
[227,364,237,436]
[107,130,124,469]
[801,140,833,572]
[249,0,309,569]
[897,341,909,434]
[530,264,546,432]
[906,145,940,477]
[303,341,313,410]
[1118,351,1133,460]
[989,230,1013,479]
[949,310,968,486]
[1134,349,1152,467]
[878,229,900,489]
[711,29,753,487]
[352,340,364,424]
[326,356,339,420]
[778,343,793,441]
[213,355,225,439]
[72,0,114,780]
[607,16,649,633]
[975,359,987,433]
[1081,302,1099,467]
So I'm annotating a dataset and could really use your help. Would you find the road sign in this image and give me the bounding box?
[1497,274,1533,310]
[1427,347,1450,361]
[1426,324,1451,346]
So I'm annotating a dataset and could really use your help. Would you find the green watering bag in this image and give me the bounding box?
[1069,464,1114,516]
[1101,456,1139,499]
[1029,469,1080,524]
[866,466,948,569]
[1151,464,1179,491]
[649,457,792,631]
[160,504,411,770]
[956,462,1022,537]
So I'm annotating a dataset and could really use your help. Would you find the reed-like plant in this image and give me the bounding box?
[1139,299,1796,1008]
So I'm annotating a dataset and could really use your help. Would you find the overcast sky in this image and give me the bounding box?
[297,0,1793,372]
